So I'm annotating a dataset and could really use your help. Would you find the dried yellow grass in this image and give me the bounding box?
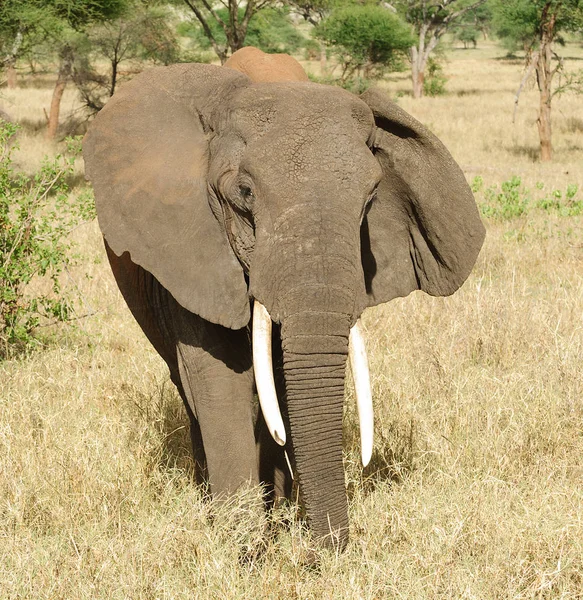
[1,41,583,598]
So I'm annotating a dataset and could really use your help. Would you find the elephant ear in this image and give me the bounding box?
[359,88,485,305]
[84,64,251,329]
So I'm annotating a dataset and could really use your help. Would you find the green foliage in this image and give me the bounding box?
[303,38,322,60]
[73,5,180,112]
[0,121,95,358]
[491,0,583,52]
[452,2,493,47]
[475,176,582,220]
[471,175,484,193]
[308,72,372,93]
[178,8,305,55]
[481,176,529,220]
[316,5,413,81]
[536,184,582,216]
[454,25,479,48]
[423,57,447,96]
[246,8,305,53]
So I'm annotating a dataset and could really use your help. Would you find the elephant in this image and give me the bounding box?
[83,47,485,551]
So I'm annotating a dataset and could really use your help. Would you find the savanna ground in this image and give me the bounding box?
[1,40,583,598]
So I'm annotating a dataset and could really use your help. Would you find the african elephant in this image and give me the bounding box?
[83,48,485,551]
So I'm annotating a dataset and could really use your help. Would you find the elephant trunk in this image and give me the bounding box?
[280,303,352,549]
[250,204,371,549]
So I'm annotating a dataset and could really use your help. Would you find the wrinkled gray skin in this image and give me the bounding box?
[83,63,485,550]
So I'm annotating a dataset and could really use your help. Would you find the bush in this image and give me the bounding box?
[307,72,372,94]
[479,176,529,220]
[303,39,322,61]
[178,8,305,56]
[475,176,582,220]
[0,121,95,357]
[316,5,413,82]
[423,57,447,97]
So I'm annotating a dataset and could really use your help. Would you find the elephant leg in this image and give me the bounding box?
[170,305,259,497]
[173,377,208,487]
[106,243,258,497]
[257,323,293,506]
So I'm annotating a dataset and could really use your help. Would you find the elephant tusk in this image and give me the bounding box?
[349,320,374,467]
[252,301,286,446]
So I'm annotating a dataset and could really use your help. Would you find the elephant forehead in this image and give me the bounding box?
[229,83,379,186]
[229,82,374,136]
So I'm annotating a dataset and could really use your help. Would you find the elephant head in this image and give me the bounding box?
[83,62,485,549]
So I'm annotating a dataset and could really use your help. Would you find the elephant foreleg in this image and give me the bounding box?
[171,309,259,497]
[105,242,259,498]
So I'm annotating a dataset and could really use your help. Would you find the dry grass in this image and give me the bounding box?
[2,41,583,598]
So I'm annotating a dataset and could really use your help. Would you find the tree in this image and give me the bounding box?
[394,0,488,98]
[316,5,413,83]
[285,0,337,72]
[0,0,46,88]
[179,0,276,63]
[179,7,305,57]
[3,0,127,138]
[452,3,493,47]
[73,6,179,113]
[493,0,583,161]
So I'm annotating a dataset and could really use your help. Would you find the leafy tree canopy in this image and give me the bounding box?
[316,5,413,80]
[178,7,306,55]
[492,0,583,52]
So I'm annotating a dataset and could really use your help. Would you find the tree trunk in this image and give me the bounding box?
[413,69,425,99]
[535,3,557,163]
[411,45,424,99]
[537,61,552,162]
[46,48,73,141]
[4,29,23,89]
[6,62,17,89]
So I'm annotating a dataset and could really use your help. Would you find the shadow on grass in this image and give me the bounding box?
[64,172,89,190]
[118,379,197,479]
[347,418,416,500]
[18,118,46,134]
[562,117,583,134]
[508,144,540,162]
[8,75,56,89]
[494,55,525,65]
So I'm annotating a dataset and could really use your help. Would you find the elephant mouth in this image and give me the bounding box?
[251,300,374,467]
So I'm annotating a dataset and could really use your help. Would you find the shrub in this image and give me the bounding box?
[480,176,529,220]
[0,121,95,357]
[423,57,447,97]
[476,176,581,220]
[307,72,372,94]
[316,5,412,83]
[536,184,582,216]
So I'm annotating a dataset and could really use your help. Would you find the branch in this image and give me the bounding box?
[513,50,539,123]
[242,0,256,32]
[182,0,226,61]
[440,0,488,28]
[552,69,583,99]
[418,0,488,44]
[198,0,228,30]
[550,50,564,79]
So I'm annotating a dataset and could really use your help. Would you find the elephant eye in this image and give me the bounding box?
[239,185,254,200]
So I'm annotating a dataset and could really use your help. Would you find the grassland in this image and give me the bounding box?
[1,41,583,598]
